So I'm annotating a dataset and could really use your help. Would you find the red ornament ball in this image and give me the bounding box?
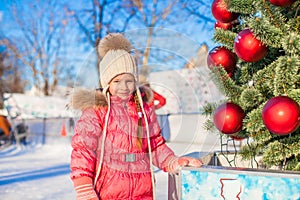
[269,0,296,7]
[211,0,239,23]
[215,21,233,30]
[234,28,268,62]
[230,135,246,141]
[213,102,245,134]
[207,46,237,77]
[262,96,300,135]
[214,20,239,30]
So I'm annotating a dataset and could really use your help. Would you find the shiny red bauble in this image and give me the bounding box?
[213,102,245,134]
[207,46,237,77]
[214,20,239,30]
[211,0,239,23]
[234,29,268,62]
[269,0,296,7]
[230,135,246,141]
[262,96,300,135]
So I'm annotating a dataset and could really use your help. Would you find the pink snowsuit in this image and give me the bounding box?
[70,90,176,200]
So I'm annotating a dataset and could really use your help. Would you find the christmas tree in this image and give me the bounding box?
[205,0,300,171]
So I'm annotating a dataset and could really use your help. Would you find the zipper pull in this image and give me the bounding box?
[123,101,127,109]
[138,111,143,119]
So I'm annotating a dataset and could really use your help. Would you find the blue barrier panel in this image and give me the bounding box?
[169,166,300,200]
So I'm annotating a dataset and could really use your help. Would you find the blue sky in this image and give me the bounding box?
[0,0,11,22]
[0,2,6,21]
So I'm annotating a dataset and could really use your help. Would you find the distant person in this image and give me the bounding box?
[15,122,28,145]
[68,117,75,133]
[69,33,203,200]
[140,81,170,140]
[141,81,166,110]
[140,80,169,140]
[151,90,166,109]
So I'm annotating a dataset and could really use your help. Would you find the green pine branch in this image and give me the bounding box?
[213,29,237,50]
[208,0,300,171]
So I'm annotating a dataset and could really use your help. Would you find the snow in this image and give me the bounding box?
[0,127,223,200]
[0,130,222,200]
[3,93,73,119]
[0,142,75,200]
[149,67,224,115]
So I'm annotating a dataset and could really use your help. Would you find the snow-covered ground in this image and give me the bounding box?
[0,140,75,200]
[0,134,222,200]
[0,111,226,200]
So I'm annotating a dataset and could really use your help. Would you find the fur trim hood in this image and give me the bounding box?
[67,86,154,110]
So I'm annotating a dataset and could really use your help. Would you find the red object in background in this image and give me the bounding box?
[60,122,67,137]
[149,90,166,110]
[0,115,11,137]
[211,0,239,23]
[262,96,300,135]
[234,28,268,62]
[213,102,245,135]
[269,0,296,7]
[207,46,237,77]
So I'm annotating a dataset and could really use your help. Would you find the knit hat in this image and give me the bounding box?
[97,33,138,93]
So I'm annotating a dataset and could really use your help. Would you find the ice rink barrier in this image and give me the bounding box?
[168,164,300,200]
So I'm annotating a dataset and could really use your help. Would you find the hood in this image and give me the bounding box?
[67,86,154,110]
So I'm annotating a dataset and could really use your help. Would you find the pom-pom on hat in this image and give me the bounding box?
[97,33,138,93]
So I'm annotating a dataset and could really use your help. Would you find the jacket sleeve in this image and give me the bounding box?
[70,108,102,180]
[147,106,177,170]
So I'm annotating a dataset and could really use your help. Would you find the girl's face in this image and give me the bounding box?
[109,73,135,100]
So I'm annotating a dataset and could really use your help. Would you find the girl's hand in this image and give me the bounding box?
[177,156,203,168]
[163,156,203,173]
[73,177,99,200]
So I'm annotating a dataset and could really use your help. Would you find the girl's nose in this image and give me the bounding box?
[119,81,128,89]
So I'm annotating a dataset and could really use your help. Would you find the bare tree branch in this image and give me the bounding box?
[4,0,73,95]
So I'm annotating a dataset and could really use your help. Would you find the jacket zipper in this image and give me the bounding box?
[122,100,133,198]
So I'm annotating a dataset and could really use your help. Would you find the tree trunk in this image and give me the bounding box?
[141,27,154,77]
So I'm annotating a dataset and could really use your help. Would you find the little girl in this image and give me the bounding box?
[69,33,203,200]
